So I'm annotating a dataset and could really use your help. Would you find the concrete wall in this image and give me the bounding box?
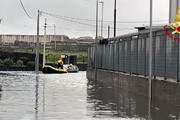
[87,67,180,106]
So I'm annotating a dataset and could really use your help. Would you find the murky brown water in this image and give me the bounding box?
[0,71,179,120]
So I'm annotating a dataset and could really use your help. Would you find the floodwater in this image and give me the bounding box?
[0,71,180,120]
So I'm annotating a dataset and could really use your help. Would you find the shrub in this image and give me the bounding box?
[27,61,35,67]
[0,59,4,65]
[20,57,28,65]
[4,58,14,66]
[16,60,24,66]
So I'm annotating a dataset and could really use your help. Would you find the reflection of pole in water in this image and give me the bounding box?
[42,76,45,120]
[35,75,39,120]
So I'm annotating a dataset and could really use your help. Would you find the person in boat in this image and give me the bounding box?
[57,57,64,69]
[67,63,76,70]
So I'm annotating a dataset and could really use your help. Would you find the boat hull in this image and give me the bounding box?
[42,65,67,74]
[67,65,79,73]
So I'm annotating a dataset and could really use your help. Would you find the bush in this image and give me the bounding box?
[4,58,14,66]
[20,57,28,65]
[0,59,4,65]
[16,60,24,66]
[27,61,35,67]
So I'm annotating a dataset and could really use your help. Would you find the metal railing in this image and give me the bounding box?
[88,28,180,82]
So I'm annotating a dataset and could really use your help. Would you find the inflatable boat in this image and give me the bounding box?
[66,65,79,73]
[42,65,67,74]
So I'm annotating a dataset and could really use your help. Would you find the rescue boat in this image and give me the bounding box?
[42,65,67,74]
[66,65,79,73]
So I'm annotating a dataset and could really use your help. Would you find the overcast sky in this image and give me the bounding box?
[0,0,169,38]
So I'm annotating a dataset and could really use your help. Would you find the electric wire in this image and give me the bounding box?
[19,0,32,19]
[47,25,134,32]
[42,11,134,31]
[42,11,168,24]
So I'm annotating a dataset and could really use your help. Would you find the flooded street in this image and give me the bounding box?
[0,71,180,120]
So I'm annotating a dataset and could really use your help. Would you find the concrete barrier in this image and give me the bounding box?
[87,67,180,106]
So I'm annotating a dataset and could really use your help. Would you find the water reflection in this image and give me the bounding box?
[35,75,39,120]
[0,90,1,100]
[0,71,180,120]
[87,80,180,120]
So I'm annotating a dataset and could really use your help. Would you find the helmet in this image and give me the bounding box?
[58,60,61,63]
[70,64,72,66]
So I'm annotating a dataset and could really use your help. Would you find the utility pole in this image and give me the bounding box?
[43,18,47,67]
[95,0,99,81]
[54,24,56,50]
[35,10,40,74]
[99,1,104,38]
[148,0,153,119]
[114,0,116,37]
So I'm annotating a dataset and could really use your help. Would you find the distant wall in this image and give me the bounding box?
[87,67,180,106]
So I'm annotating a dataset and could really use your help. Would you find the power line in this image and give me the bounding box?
[19,0,32,19]
[42,11,134,31]
[42,11,168,24]
[42,11,96,27]
[47,25,134,32]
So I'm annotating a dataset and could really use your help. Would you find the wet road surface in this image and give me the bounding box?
[0,71,179,120]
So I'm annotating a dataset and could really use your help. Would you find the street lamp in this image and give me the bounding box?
[99,1,104,38]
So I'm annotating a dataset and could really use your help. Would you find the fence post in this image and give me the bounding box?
[144,37,147,77]
[177,35,179,82]
[164,36,167,80]
[118,39,120,71]
[153,34,156,79]
[113,41,115,71]
[123,40,125,72]
[130,39,132,74]
[136,38,139,74]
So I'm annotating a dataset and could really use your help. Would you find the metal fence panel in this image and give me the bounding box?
[88,29,180,81]
[154,35,166,77]
[131,39,138,74]
[114,42,119,71]
[109,43,114,70]
[138,38,145,75]
[166,36,177,79]
[119,41,124,72]
[106,43,110,69]
[102,45,106,69]
[88,47,90,67]
[124,40,131,73]
[146,37,150,76]
[90,45,95,68]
